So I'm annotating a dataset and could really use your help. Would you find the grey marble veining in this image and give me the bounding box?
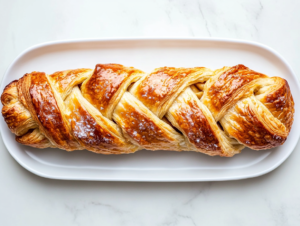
[1,0,300,225]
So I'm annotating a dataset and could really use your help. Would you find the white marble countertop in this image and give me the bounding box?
[1,0,300,225]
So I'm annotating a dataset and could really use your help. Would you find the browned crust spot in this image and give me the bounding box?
[173,99,221,153]
[30,72,76,149]
[207,64,267,112]
[83,64,142,113]
[262,79,294,132]
[134,67,203,109]
[68,97,122,151]
[228,105,286,149]
[118,102,174,149]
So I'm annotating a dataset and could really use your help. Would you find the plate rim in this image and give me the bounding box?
[1,37,299,182]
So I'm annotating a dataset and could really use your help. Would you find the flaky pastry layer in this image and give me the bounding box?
[1,64,294,157]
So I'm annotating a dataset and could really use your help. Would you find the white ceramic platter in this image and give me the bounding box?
[1,38,299,181]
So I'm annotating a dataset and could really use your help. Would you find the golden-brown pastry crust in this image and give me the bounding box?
[220,97,287,149]
[113,92,185,151]
[167,88,243,157]
[68,97,125,153]
[49,68,93,99]
[16,128,55,149]
[256,77,294,132]
[1,64,294,157]
[131,67,212,118]
[81,64,144,119]
[65,87,138,154]
[172,96,222,153]
[202,64,267,120]
[23,72,79,150]
[1,80,37,136]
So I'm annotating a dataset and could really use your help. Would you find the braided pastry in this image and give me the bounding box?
[1,64,294,157]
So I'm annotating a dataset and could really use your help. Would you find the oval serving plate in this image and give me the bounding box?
[1,38,299,181]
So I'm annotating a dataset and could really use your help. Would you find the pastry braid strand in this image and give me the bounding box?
[1,64,294,157]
